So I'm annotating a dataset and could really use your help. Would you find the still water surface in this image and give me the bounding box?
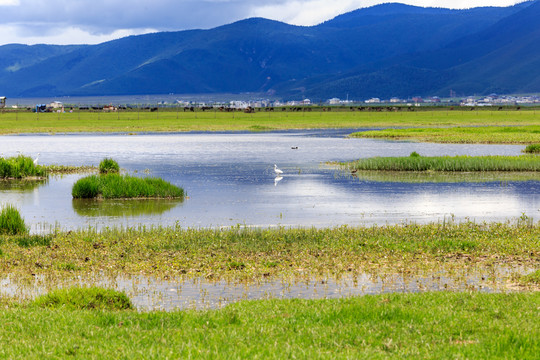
[1,129,538,232]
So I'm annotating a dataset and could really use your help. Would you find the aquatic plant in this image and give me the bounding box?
[32,287,133,310]
[99,158,120,174]
[72,173,184,199]
[523,144,540,154]
[0,155,47,179]
[345,155,540,172]
[0,204,27,235]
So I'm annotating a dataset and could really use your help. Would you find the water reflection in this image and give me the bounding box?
[72,198,184,217]
[349,171,540,183]
[0,179,47,192]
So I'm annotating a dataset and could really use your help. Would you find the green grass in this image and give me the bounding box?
[524,144,540,153]
[519,270,540,285]
[72,173,184,199]
[0,292,538,358]
[98,158,120,174]
[344,154,540,172]
[1,108,540,142]
[0,204,27,235]
[0,155,47,179]
[32,287,133,310]
[352,125,540,144]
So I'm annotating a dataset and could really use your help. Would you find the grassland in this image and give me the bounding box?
[0,292,538,359]
[1,108,540,140]
[343,155,540,172]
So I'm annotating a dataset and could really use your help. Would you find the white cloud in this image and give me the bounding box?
[0,24,157,45]
[0,0,19,5]
[251,0,525,26]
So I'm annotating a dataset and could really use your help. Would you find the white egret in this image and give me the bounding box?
[33,153,40,165]
[274,164,283,175]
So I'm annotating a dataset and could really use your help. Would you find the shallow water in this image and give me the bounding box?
[1,265,533,311]
[1,129,538,232]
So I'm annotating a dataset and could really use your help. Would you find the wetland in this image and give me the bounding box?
[0,115,538,357]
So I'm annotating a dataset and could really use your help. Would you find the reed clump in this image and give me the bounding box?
[346,154,540,172]
[0,204,27,235]
[32,287,133,310]
[72,173,184,199]
[99,158,120,174]
[0,155,47,179]
[523,144,540,154]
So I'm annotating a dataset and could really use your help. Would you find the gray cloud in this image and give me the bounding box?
[0,0,524,44]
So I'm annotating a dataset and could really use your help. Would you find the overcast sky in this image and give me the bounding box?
[0,0,526,45]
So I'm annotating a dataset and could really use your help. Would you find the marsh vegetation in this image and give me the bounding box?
[0,155,46,179]
[72,173,184,199]
[343,154,540,172]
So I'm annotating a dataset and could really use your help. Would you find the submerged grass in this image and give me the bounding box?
[0,292,538,358]
[32,287,133,311]
[343,154,540,172]
[0,155,47,179]
[71,173,184,199]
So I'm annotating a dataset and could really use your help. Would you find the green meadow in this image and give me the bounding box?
[1,292,538,359]
[1,108,540,144]
[352,125,540,144]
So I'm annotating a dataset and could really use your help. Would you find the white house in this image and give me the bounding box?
[0,96,6,108]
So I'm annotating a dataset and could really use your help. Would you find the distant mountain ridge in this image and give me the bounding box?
[0,1,537,99]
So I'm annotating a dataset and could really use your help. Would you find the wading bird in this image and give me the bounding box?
[274,164,283,176]
[33,153,40,165]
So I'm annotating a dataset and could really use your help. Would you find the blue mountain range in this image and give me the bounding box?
[0,1,538,100]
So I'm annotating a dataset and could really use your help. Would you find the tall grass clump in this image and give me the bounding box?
[32,287,133,310]
[0,204,27,235]
[346,155,540,172]
[99,158,120,174]
[72,173,184,199]
[523,144,540,154]
[0,155,47,179]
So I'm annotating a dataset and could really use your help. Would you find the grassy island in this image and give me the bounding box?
[72,173,184,199]
[343,154,540,172]
[0,155,47,179]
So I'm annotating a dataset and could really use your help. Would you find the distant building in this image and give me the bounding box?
[328,98,341,105]
[0,96,5,108]
[49,101,63,109]
[365,98,381,104]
